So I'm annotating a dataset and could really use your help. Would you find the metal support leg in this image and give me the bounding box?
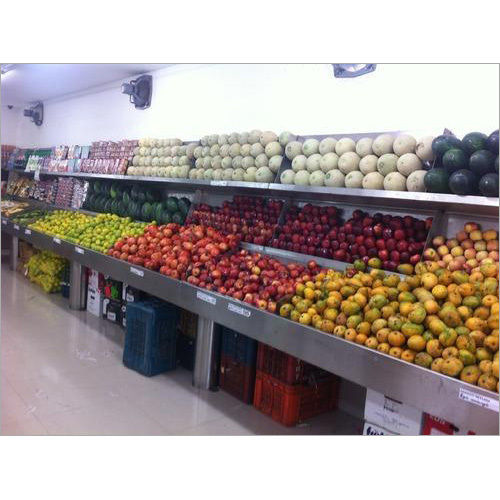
[9,235,18,271]
[69,261,87,310]
[193,317,220,390]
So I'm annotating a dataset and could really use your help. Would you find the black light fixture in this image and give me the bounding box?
[23,101,43,126]
[121,74,152,110]
[333,64,376,78]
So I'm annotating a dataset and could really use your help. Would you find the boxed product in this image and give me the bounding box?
[87,286,103,317]
[103,276,122,301]
[102,298,123,325]
[363,421,398,436]
[421,414,476,436]
[122,284,142,303]
[364,389,423,435]
[87,269,104,291]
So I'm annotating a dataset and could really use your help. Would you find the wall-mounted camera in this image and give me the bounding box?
[121,74,152,110]
[23,101,44,126]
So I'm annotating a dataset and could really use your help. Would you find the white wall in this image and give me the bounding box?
[5,64,499,147]
[1,105,22,145]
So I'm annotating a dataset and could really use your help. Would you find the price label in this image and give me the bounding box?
[75,247,84,254]
[459,388,499,412]
[125,293,134,302]
[53,237,61,244]
[196,290,216,305]
[228,302,251,318]
[210,180,227,187]
[34,169,41,181]
[107,312,116,321]
[24,229,31,235]
[130,267,144,277]
[14,224,20,230]
[2,219,7,225]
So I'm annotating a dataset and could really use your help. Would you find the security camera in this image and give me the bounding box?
[121,74,152,110]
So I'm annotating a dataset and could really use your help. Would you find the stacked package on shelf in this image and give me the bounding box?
[71,180,89,209]
[31,179,58,204]
[1,145,16,168]
[26,250,67,293]
[54,177,75,207]
[79,139,137,175]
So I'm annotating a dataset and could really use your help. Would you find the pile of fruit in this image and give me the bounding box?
[424,223,498,274]
[1,199,29,217]
[424,130,498,197]
[107,223,240,275]
[83,180,191,224]
[187,196,283,246]
[280,133,434,192]
[29,211,147,253]
[26,251,66,293]
[278,261,499,392]
[128,138,197,178]
[189,130,287,183]
[11,209,48,225]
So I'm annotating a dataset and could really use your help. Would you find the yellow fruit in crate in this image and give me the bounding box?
[377,343,390,354]
[375,328,390,344]
[401,349,416,363]
[344,328,357,342]
[440,357,464,377]
[460,365,481,384]
[364,337,378,349]
[389,347,403,358]
[298,313,311,325]
[478,373,497,391]
[319,319,334,334]
[492,359,499,378]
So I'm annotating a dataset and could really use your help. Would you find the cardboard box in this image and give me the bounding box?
[87,286,103,317]
[102,298,123,325]
[363,421,398,436]
[421,414,476,436]
[88,269,104,291]
[364,389,423,435]
[122,283,142,303]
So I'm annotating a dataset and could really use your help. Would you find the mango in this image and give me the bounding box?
[320,319,335,333]
[371,318,388,334]
[465,317,487,332]
[478,373,497,391]
[484,335,499,353]
[401,349,416,363]
[481,277,498,295]
[333,325,346,338]
[426,339,443,358]
[442,346,459,359]
[474,306,490,320]
[369,294,388,309]
[429,318,446,335]
[460,365,481,385]
[462,295,481,309]
[408,306,427,324]
[355,333,368,345]
[407,335,426,352]
[389,347,403,358]
[457,306,472,321]
[375,328,390,344]
[451,270,469,284]
[364,336,378,349]
[439,329,458,347]
[364,308,381,323]
[459,349,476,366]
[424,300,439,315]
[398,291,416,303]
[381,305,396,319]
[402,322,424,337]
[377,342,390,354]
[415,352,433,368]
[469,330,486,347]
[421,272,438,290]
[438,269,453,285]
[439,307,462,327]
[431,284,448,299]
[356,321,371,336]
[431,357,444,372]
[388,331,406,347]
[346,314,363,329]
[440,357,464,377]
[475,347,493,362]
[344,328,357,342]
[456,335,476,353]
[422,331,434,342]
[479,360,493,374]
[458,283,475,296]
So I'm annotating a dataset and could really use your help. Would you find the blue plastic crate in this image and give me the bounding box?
[123,300,179,376]
[221,327,257,367]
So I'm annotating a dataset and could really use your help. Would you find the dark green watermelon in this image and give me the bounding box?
[136,189,146,204]
[442,148,468,174]
[141,202,153,221]
[94,180,102,194]
[160,210,171,225]
[104,199,113,213]
[449,169,478,195]
[424,168,449,193]
[469,150,496,177]
[495,156,499,173]
[178,197,191,216]
[486,130,499,154]
[154,203,163,222]
[130,185,141,201]
[462,132,488,155]
[166,197,178,213]
[109,183,119,199]
[172,211,184,225]
[122,189,130,205]
[478,173,499,197]
[431,135,463,159]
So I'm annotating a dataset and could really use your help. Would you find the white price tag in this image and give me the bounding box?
[126,293,134,302]
[130,267,144,277]
[107,312,116,321]
[53,237,61,244]
[459,388,499,412]
[75,247,84,254]
[228,302,251,318]
[2,219,7,225]
[196,290,216,305]
[34,169,41,181]
[14,224,20,230]
[210,180,227,186]
[24,229,31,235]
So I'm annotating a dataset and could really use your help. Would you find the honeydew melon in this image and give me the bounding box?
[164,156,172,166]
[345,171,364,188]
[377,154,399,176]
[164,147,172,157]
[248,130,262,144]
[294,170,310,186]
[285,141,303,160]
[202,157,212,169]
[195,158,203,168]
[362,171,384,190]
[228,133,239,145]
[372,134,394,156]
[189,169,197,179]
[240,144,251,157]
[406,170,427,192]
[138,138,146,147]
[239,132,249,145]
[133,147,140,156]
[244,167,257,182]
[229,143,241,157]
[302,138,320,157]
[319,137,337,155]
[170,167,178,178]
[171,156,179,166]
[232,156,243,169]
[179,145,187,156]
[132,156,140,166]
[383,172,407,191]
[201,146,210,157]
[268,155,283,173]
[320,152,339,172]
[324,170,345,187]
[397,153,422,176]
[127,167,136,175]
[359,155,378,174]
[335,138,356,156]
[142,138,151,147]
[393,134,416,156]
[415,136,435,162]
[210,144,220,156]
[164,166,173,178]
[279,131,297,146]
[338,152,361,174]
[250,143,264,158]
[171,146,180,156]
[355,137,373,157]
[255,166,274,183]
[139,147,146,156]
[212,169,223,181]
[260,131,278,146]
[309,170,326,186]
[178,165,190,178]
[306,153,322,172]
[208,135,218,146]
[221,157,233,169]
[222,169,234,180]
[292,155,307,172]
[151,157,160,167]
[218,134,229,146]
[144,156,152,167]
[157,147,165,157]
[232,168,245,181]
[242,156,255,169]
[138,157,145,167]
[219,144,230,157]
[211,156,222,169]
[265,141,283,158]
[280,169,295,184]
[255,153,269,168]
[171,138,182,146]
[179,155,189,166]
[195,169,205,180]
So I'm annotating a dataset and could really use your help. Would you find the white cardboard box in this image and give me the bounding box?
[364,389,423,435]
[363,421,398,436]
[87,286,103,317]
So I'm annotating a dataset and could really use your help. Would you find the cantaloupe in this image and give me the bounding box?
[179,145,187,156]
[248,130,262,144]
[212,169,223,181]
[384,172,407,191]
[280,169,295,184]
[202,157,212,169]
[306,153,322,172]
[164,166,173,178]
[279,131,297,146]
[219,145,230,157]
[250,143,264,158]
[355,137,373,157]
[335,137,356,155]
[232,156,243,169]
[211,156,222,169]
[265,141,283,158]
[415,136,435,162]
[372,134,394,156]
[239,132,249,145]
[151,157,160,167]
[319,137,337,155]
[201,146,209,157]
[240,144,251,157]
[377,154,399,176]
[359,155,378,174]
[255,153,269,168]
[406,170,427,192]
[324,170,345,187]
[242,156,255,169]
[285,141,303,160]
[345,171,364,188]
[210,144,220,157]
[320,152,339,172]
[255,166,274,183]
[232,168,245,181]
[218,134,229,146]
[338,152,361,174]
[397,153,422,176]
[202,168,213,180]
[309,170,325,186]
[268,155,283,173]
[294,170,310,186]
[222,168,234,180]
[393,134,416,156]
[243,167,258,182]
[229,143,241,157]
[362,171,384,190]
[221,157,233,169]
[132,156,140,166]
[292,155,307,172]
[260,131,278,146]
[302,139,320,157]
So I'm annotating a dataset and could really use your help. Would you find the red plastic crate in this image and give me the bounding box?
[219,353,256,404]
[253,370,339,426]
[256,342,331,385]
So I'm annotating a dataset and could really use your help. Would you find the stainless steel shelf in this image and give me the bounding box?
[2,217,498,434]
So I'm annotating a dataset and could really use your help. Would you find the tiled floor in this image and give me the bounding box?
[0,264,362,435]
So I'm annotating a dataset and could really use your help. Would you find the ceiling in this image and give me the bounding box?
[0,63,172,107]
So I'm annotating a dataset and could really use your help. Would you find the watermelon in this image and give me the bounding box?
[495,156,499,173]
[469,150,496,177]
[486,130,499,154]
[131,185,141,200]
[442,148,468,174]
[122,190,130,205]
[449,169,478,195]
[141,202,153,221]
[104,199,113,213]
[166,197,178,213]
[178,197,190,216]
[478,173,499,197]
[172,211,184,225]
[160,210,171,225]
[431,135,463,159]
[110,183,119,199]
[424,168,449,193]
[137,189,146,204]
[94,180,102,193]
[462,132,488,155]
[154,203,164,222]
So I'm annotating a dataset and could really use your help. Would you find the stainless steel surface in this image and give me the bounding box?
[193,317,219,390]
[2,217,498,434]
[9,235,18,271]
[69,261,87,310]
